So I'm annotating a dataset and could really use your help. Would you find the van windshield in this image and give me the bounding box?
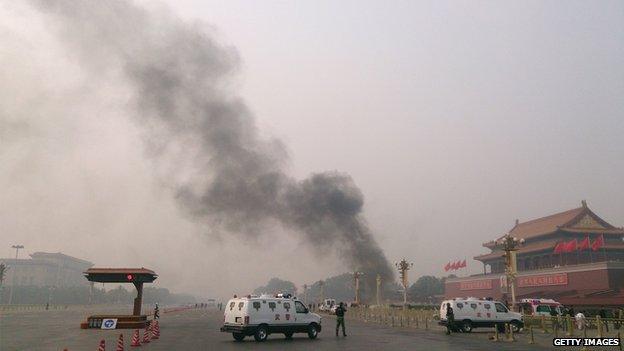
[495,303,508,313]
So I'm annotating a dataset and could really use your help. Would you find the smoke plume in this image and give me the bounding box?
[28,0,393,282]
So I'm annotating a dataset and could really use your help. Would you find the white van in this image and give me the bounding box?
[319,299,336,312]
[439,298,524,332]
[519,298,563,316]
[220,295,322,342]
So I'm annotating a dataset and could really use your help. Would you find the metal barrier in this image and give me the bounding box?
[335,306,624,347]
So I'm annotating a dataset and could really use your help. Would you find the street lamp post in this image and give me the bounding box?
[8,245,24,305]
[319,280,324,305]
[376,274,381,306]
[353,272,364,305]
[497,234,524,311]
[303,284,308,305]
[395,259,413,310]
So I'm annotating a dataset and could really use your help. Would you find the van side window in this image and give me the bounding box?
[536,305,550,313]
[495,303,508,313]
[229,302,235,311]
[238,302,244,311]
[268,302,276,311]
[283,302,291,312]
[253,302,261,311]
[295,301,307,313]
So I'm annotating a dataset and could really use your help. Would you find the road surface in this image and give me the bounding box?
[0,307,605,350]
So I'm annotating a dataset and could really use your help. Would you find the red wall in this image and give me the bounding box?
[445,269,612,301]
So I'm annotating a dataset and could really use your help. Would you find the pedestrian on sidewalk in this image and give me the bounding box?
[445,303,455,335]
[335,302,347,337]
[575,311,586,330]
[154,303,160,320]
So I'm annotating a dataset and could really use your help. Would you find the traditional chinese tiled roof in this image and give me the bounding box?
[483,202,622,249]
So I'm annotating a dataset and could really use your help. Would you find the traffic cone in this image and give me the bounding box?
[116,334,124,351]
[130,329,141,347]
[152,321,160,340]
[142,323,151,344]
[97,339,106,351]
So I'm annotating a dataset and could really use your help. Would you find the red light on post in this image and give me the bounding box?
[127,274,133,281]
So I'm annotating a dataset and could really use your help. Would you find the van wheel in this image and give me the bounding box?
[307,323,319,339]
[461,320,472,333]
[510,320,522,333]
[284,331,293,339]
[232,333,245,341]
[254,325,268,342]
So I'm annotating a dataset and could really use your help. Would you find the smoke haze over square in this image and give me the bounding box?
[1,0,622,299]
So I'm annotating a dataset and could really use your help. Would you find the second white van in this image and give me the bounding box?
[439,298,524,332]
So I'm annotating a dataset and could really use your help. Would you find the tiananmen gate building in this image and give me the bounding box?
[445,201,624,307]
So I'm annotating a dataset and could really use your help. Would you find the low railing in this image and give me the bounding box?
[330,305,624,347]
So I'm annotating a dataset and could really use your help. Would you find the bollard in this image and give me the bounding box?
[566,316,573,336]
[528,326,535,344]
[597,316,603,338]
[493,324,500,342]
[508,323,516,342]
[400,315,403,327]
[415,317,419,329]
[541,315,547,333]
[425,317,429,330]
[554,322,559,338]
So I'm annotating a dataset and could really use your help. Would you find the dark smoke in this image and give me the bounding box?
[29,0,393,282]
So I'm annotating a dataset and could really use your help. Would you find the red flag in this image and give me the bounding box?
[564,239,578,253]
[578,236,590,250]
[553,242,564,254]
[444,262,451,272]
[460,259,467,268]
[592,234,605,251]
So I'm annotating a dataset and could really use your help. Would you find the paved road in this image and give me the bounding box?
[1,307,613,350]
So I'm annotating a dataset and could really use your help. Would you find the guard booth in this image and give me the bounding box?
[81,268,157,329]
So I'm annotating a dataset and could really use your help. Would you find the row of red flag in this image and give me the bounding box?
[444,259,466,271]
[553,234,604,254]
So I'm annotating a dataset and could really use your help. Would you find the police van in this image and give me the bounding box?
[439,297,524,332]
[518,298,563,316]
[220,294,322,342]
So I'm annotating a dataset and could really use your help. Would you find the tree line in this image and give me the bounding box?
[253,274,454,304]
[0,285,196,305]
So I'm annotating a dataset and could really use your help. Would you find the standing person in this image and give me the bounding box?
[550,306,559,330]
[445,303,455,335]
[335,302,347,337]
[154,303,160,320]
[575,311,586,330]
[599,307,609,332]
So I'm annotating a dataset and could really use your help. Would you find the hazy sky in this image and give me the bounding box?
[1,0,622,299]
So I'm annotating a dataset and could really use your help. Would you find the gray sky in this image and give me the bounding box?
[1,0,623,299]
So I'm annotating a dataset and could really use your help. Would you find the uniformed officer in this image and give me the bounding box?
[335,302,347,337]
[446,303,454,335]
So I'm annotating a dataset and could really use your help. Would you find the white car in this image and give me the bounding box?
[319,298,336,312]
[220,294,322,342]
[439,298,524,332]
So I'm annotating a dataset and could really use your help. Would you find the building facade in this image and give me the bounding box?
[1,252,93,288]
[445,202,624,307]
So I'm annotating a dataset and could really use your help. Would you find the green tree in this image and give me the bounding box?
[408,275,444,302]
[253,278,297,296]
